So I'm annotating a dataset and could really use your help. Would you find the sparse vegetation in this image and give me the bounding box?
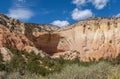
[0,52,5,71]
[0,47,120,79]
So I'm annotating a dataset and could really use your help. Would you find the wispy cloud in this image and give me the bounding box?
[72,0,87,7]
[72,8,93,20]
[115,13,120,17]
[72,0,109,10]
[91,0,109,10]
[7,8,33,20]
[7,0,34,21]
[51,20,69,27]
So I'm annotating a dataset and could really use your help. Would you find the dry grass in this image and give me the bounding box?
[47,61,120,79]
[0,61,120,79]
[0,72,46,79]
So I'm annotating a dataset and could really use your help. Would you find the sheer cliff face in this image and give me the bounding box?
[1,13,120,61]
[55,18,120,61]
[23,17,120,61]
[24,24,60,55]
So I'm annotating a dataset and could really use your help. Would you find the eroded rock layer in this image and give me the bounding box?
[54,18,120,61]
[0,24,32,50]
[0,14,47,61]
[1,13,120,61]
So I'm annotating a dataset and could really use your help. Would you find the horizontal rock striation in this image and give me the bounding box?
[1,13,120,61]
[54,18,120,61]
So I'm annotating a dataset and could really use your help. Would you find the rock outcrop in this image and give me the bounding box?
[23,17,120,61]
[24,23,60,55]
[0,47,13,61]
[0,14,47,60]
[1,13,120,61]
[54,18,120,61]
[0,24,32,50]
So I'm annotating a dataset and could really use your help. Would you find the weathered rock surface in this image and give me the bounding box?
[54,18,120,61]
[0,24,32,50]
[24,17,120,61]
[1,13,120,61]
[24,23,60,55]
[52,50,80,60]
[0,47,13,61]
[0,14,47,59]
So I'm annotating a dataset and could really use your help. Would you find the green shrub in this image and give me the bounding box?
[0,52,5,71]
[47,61,113,79]
[0,71,46,79]
[112,54,120,65]
[109,72,120,79]
[108,65,120,79]
[3,47,120,79]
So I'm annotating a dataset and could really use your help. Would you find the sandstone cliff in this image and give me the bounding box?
[0,13,47,61]
[24,23,60,55]
[1,13,120,61]
[53,18,120,61]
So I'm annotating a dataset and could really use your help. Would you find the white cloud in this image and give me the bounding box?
[51,20,69,27]
[72,0,87,6]
[7,8,34,20]
[72,0,109,10]
[72,8,93,21]
[91,0,109,9]
[115,13,120,17]
[7,0,34,21]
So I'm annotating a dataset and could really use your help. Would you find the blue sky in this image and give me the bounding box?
[0,0,120,27]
